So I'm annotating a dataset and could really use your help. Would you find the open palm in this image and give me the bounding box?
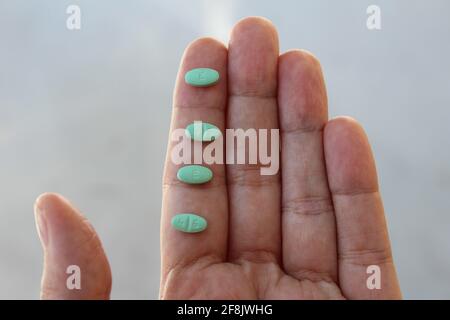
[34,17,401,300]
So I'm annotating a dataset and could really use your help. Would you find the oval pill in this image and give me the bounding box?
[171,213,207,233]
[185,68,220,87]
[177,165,213,184]
[185,122,221,141]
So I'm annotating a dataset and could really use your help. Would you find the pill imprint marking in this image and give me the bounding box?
[171,213,207,233]
[185,68,219,87]
[177,165,213,184]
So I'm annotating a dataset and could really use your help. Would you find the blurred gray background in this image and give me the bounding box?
[0,0,449,299]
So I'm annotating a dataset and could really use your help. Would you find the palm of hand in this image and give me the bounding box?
[34,17,401,300]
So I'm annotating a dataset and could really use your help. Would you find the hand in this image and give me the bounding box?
[34,17,401,300]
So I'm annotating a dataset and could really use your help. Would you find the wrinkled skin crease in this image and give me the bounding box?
[161,255,344,300]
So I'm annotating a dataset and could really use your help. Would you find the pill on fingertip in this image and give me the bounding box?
[185,121,221,142]
[185,68,219,87]
[177,165,213,184]
[171,213,207,233]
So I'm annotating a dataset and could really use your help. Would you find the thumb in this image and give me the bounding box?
[34,193,112,299]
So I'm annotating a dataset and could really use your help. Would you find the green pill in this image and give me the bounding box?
[171,213,207,233]
[185,68,220,87]
[177,165,213,184]
[185,121,221,142]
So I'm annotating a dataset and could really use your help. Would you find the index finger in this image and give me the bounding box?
[160,38,229,291]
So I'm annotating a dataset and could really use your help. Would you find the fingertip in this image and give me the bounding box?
[34,192,97,252]
[183,37,227,59]
[324,116,379,194]
[174,36,228,110]
[325,116,364,137]
[278,49,324,85]
[229,16,279,54]
[34,192,82,224]
[34,193,59,249]
[228,16,279,96]
[278,49,328,131]
[279,49,322,69]
[231,16,278,40]
[180,37,228,76]
[35,192,69,214]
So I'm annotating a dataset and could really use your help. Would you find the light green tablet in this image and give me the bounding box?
[177,165,213,184]
[171,213,207,233]
[185,68,219,87]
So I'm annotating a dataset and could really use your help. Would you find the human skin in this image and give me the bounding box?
[33,17,402,299]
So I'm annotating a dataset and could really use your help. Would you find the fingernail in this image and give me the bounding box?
[34,204,48,248]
